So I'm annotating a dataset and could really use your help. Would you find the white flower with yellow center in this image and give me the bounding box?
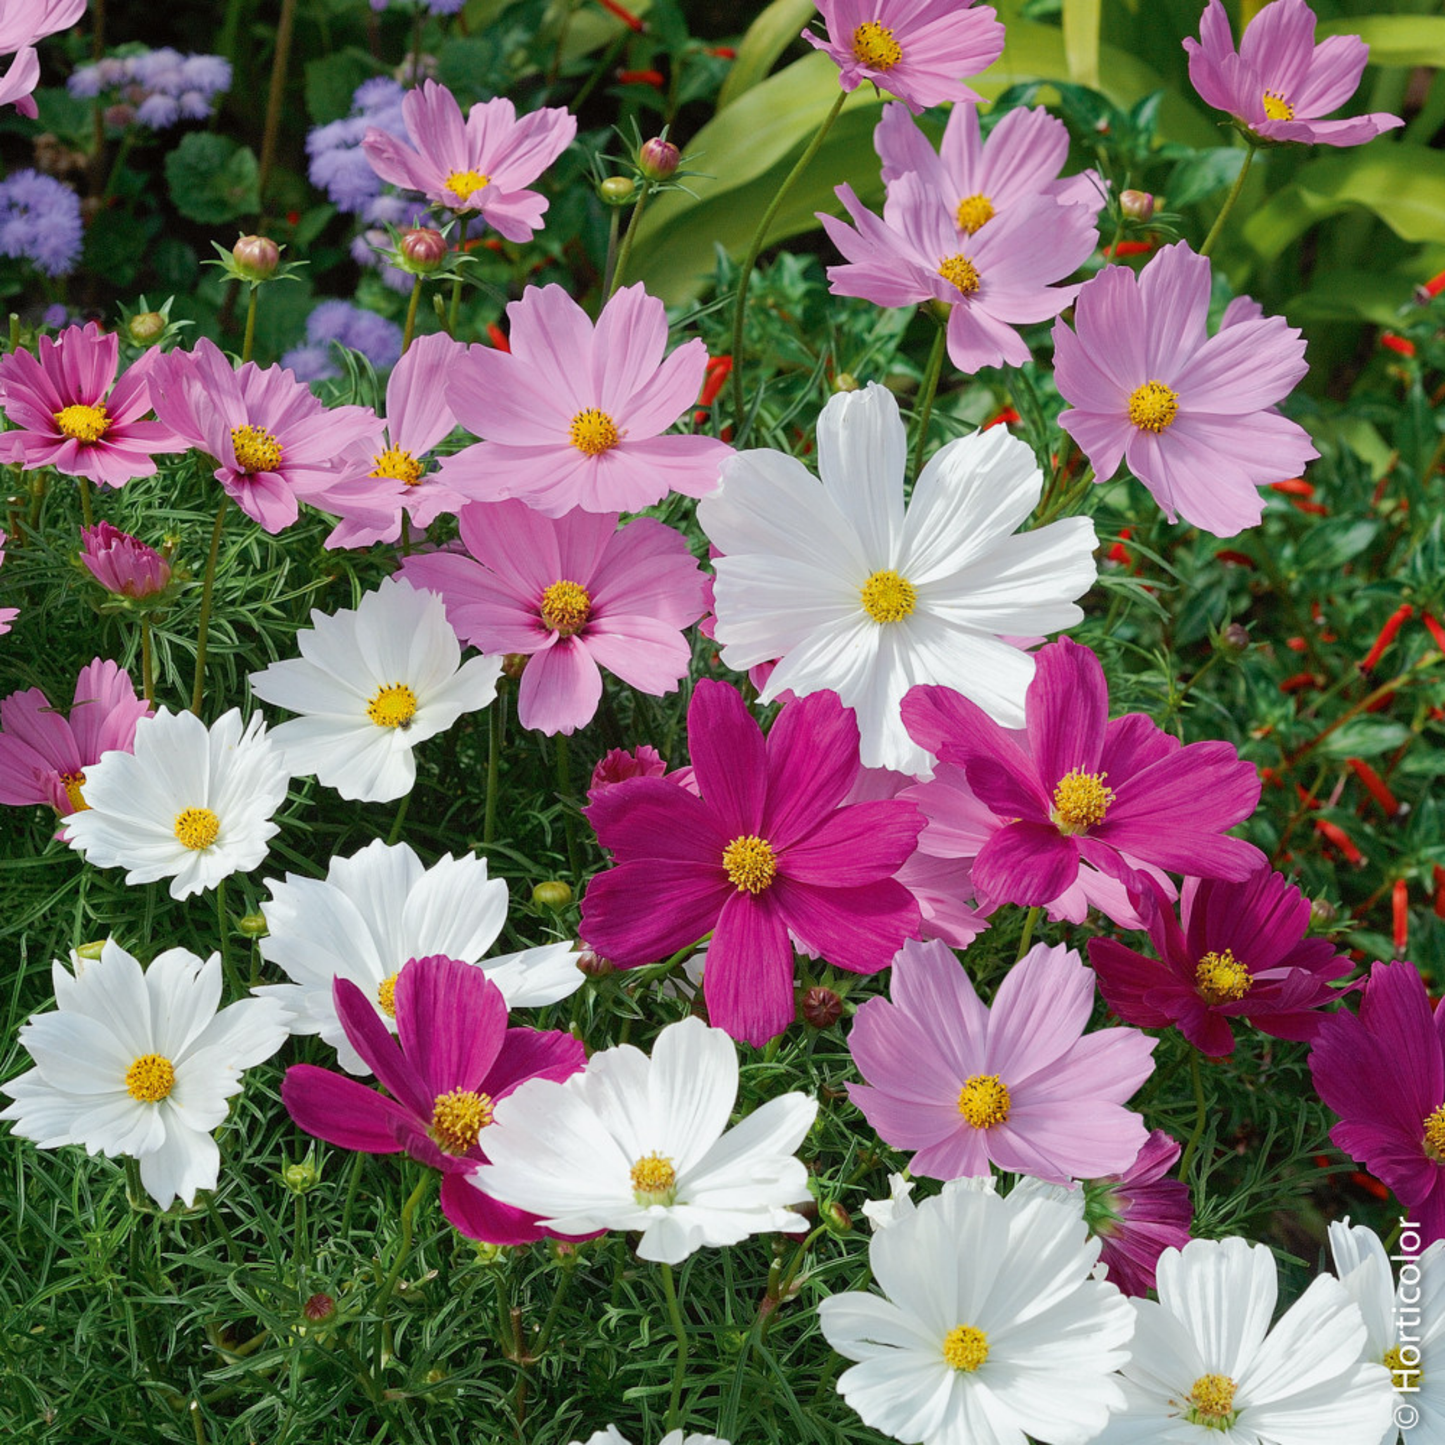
[64,707,290,900]
[699,382,1097,776]
[0,941,289,1209]
[469,1015,817,1264]
[248,575,503,803]
[572,1431,730,1445]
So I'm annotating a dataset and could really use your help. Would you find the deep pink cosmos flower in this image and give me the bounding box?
[1310,961,1445,1244]
[1184,0,1403,148]
[1053,241,1317,537]
[361,80,575,241]
[848,938,1156,1183]
[0,322,185,487]
[901,637,1265,910]
[437,283,731,517]
[281,954,585,1245]
[1089,866,1351,1057]
[803,0,1005,114]
[588,745,697,801]
[0,0,85,118]
[80,522,171,600]
[583,681,924,1047]
[1082,1130,1192,1296]
[400,499,707,736]
[0,530,15,636]
[0,658,151,816]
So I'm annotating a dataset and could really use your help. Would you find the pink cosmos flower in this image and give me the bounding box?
[281,953,586,1245]
[399,499,708,736]
[150,338,383,533]
[0,658,151,816]
[361,80,576,241]
[588,745,697,801]
[437,283,731,517]
[80,522,171,599]
[0,0,85,118]
[1083,1130,1192,1296]
[0,530,15,636]
[822,170,1098,374]
[1089,865,1352,1057]
[803,0,1005,114]
[848,937,1156,1183]
[1310,961,1445,1244]
[582,681,924,1047]
[1053,241,1318,537]
[1184,0,1404,148]
[900,636,1265,910]
[0,322,185,487]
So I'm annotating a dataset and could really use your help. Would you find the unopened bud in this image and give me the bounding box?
[233,234,280,281]
[303,1292,335,1323]
[638,137,680,180]
[501,653,528,679]
[532,879,573,910]
[400,227,448,273]
[1119,189,1155,222]
[1309,896,1338,928]
[282,1158,320,1194]
[75,939,107,960]
[823,1201,853,1235]
[473,1241,508,1266]
[1219,622,1250,653]
[801,985,844,1029]
[575,945,613,978]
[833,372,859,393]
[237,912,269,937]
[127,310,165,345]
[599,175,636,205]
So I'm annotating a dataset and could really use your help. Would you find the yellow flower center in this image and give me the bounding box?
[367,682,418,729]
[1262,90,1294,121]
[955,194,995,235]
[1128,380,1179,433]
[1186,1373,1238,1427]
[1196,948,1252,1005]
[370,446,424,486]
[54,402,110,443]
[445,169,490,202]
[1384,1345,1423,1390]
[569,407,620,456]
[377,972,399,1018]
[230,424,284,474]
[430,1088,494,1153]
[1050,769,1115,835]
[942,1324,989,1372]
[126,1052,176,1103]
[1424,1104,1445,1161]
[956,1073,1011,1129]
[60,770,88,813]
[173,806,220,851]
[630,1151,677,1204]
[860,569,916,623]
[722,834,776,894]
[540,579,592,637]
[851,20,902,70]
[938,254,980,296]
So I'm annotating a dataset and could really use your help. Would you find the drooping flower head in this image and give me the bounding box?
[80,522,172,600]
[1080,1130,1193,1298]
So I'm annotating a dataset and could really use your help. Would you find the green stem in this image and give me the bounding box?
[608,185,650,298]
[448,276,464,338]
[340,1151,365,1237]
[555,733,582,881]
[240,287,259,367]
[484,686,505,847]
[534,1255,575,1356]
[1199,144,1257,260]
[911,320,947,481]
[386,790,411,846]
[190,496,230,716]
[78,475,95,528]
[256,0,299,222]
[1015,905,1042,962]
[400,275,424,355]
[659,1261,689,1431]
[729,88,848,433]
[216,878,239,997]
[1178,1052,1208,1181]
[140,617,155,707]
[25,467,48,531]
[600,204,622,299]
[373,1171,434,1379]
[123,1154,148,1210]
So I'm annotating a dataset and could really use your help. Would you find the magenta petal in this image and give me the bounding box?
[581,859,730,967]
[282,1064,411,1153]
[486,1027,586,1100]
[702,890,796,1047]
[779,799,923,887]
[333,976,433,1119]
[761,690,862,849]
[1028,638,1107,783]
[441,1170,549,1245]
[585,775,730,866]
[687,679,767,834]
[972,822,1080,907]
[773,875,920,976]
[394,955,507,1095]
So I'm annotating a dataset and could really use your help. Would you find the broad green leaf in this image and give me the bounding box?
[717,0,816,110]
[1317,15,1445,69]
[1062,0,1101,87]
[1283,268,1415,325]
[164,133,260,225]
[304,48,378,125]
[1316,717,1413,759]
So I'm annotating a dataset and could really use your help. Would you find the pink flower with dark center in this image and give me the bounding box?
[437,283,732,517]
[0,0,85,118]
[0,322,185,487]
[1053,241,1318,537]
[1082,1130,1193,1296]
[361,80,576,241]
[281,953,586,1245]
[399,499,707,736]
[848,937,1156,1183]
[582,680,924,1047]
[900,636,1265,909]
[0,658,151,815]
[1184,0,1403,148]
[803,0,1005,114]
[80,521,171,599]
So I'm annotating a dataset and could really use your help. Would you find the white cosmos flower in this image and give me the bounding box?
[0,941,288,1209]
[699,382,1097,775]
[248,575,502,802]
[469,1015,817,1264]
[572,1431,730,1445]
[1096,1236,1395,1445]
[255,838,583,1074]
[65,707,289,900]
[818,1179,1133,1445]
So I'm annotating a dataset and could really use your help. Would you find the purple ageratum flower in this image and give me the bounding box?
[1310,961,1445,1244]
[281,953,586,1244]
[583,681,924,1047]
[399,499,708,736]
[900,636,1265,910]
[847,937,1156,1183]
[0,169,82,277]
[80,522,171,599]
[1082,1130,1192,1297]
[1053,241,1317,538]
[280,300,403,383]
[1184,0,1403,148]
[803,0,1005,114]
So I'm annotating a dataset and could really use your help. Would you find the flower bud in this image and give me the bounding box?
[282,1157,321,1194]
[400,227,448,273]
[575,945,613,978]
[126,310,166,346]
[823,1201,853,1235]
[532,879,573,910]
[237,912,270,937]
[801,985,844,1029]
[75,939,107,961]
[302,1292,335,1323]
[473,1241,508,1266]
[1219,622,1250,653]
[232,234,280,281]
[638,137,680,181]
[1119,189,1155,222]
[599,175,636,205]
[833,372,860,393]
[1309,896,1338,928]
[80,522,171,600]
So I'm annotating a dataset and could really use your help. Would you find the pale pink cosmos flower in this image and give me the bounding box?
[438,283,731,517]
[80,522,171,600]
[361,80,576,241]
[1185,0,1403,148]
[0,322,185,487]
[0,0,85,118]
[1053,241,1318,537]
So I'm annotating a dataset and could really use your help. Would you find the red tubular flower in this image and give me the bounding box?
[1422,271,1445,300]
[595,0,645,31]
[1380,332,1417,357]
[1214,549,1254,568]
[1346,757,1399,816]
[485,322,509,352]
[1269,477,1313,496]
[1102,239,1156,259]
[1423,614,1445,653]
[616,68,665,88]
[1314,818,1363,865]
[1360,603,1414,671]
[985,405,1021,429]
[1394,878,1410,955]
[1292,499,1328,516]
[1280,672,1323,694]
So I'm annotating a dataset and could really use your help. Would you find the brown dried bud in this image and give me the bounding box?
[303,1292,335,1323]
[801,985,844,1029]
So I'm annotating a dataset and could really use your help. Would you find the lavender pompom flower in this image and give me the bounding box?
[0,170,82,277]
[281,301,403,383]
[68,47,230,129]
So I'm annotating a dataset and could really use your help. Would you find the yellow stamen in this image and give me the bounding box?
[568,408,620,456]
[1196,948,1252,1005]
[126,1052,176,1103]
[955,194,995,235]
[540,579,592,637]
[938,254,980,296]
[370,446,424,486]
[631,1151,677,1203]
[942,1324,989,1372]
[377,972,399,1018]
[54,402,109,444]
[173,807,220,851]
[445,169,490,202]
[851,20,902,70]
[956,1073,1011,1129]
[230,424,284,474]
[722,834,776,894]
[1384,1345,1423,1390]
[1424,1104,1445,1160]
[1050,769,1115,835]
[860,569,916,623]
[1262,91,1294,121]
[367,683,418,729]
[59,770,88,813]
[1186,1373,1237,1427]
[430,1088,494,1153]
[1128,380,1179,433]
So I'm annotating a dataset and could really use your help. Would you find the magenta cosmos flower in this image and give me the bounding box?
[1310,961,1445,1244]
[0,658,150,816]
[80,522,171,600]
[400,499,707,736]
[1089,865,1351,1058]
[848,937,1156,1183]
[0,322,185,487]
[1082,1130,1192,1296]
[823,170,1097,374]
[1184,0,1403,148]
[361,80,575,240]
[1053,241,1317,537]
[150,338,383,533]
[437,283,731,517]
[803,0,1004,114]
[583,681,924,1047]
[282,953,585,1244]
[901,636,1265,909]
